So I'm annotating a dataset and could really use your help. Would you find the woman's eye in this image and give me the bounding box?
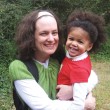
[40,32,47,36]
[52,31,58,36]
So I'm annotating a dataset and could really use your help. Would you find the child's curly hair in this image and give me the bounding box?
[65,10,106,52]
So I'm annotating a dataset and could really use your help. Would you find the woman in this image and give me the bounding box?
[9,9,96,110]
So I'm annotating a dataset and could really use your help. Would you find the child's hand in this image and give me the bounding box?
[56,85,73,100]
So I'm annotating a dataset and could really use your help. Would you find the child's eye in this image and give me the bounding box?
[78,40,83,44]
[68,37,74,41]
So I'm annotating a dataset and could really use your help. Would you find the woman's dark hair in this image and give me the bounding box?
[64,10,106,52]
[15,9,65,63]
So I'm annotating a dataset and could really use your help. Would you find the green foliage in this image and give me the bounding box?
[106,24,110,36]
[91,42,110,61]
[0,39,16,109]
[0,64,13,110]
[0,1,34,40]
[0,39,16,64]
[1,2,19,39]
[1,0,110,40]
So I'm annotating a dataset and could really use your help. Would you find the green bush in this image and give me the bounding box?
[0,1,35,40]
[0,39,16,64]
[0,64,13,110]
[0,40,16,109]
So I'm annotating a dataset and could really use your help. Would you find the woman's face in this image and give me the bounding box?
[66,27,93,57]
[35,16,59,62]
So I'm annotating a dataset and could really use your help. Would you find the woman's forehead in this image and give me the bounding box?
[36,16,57,29]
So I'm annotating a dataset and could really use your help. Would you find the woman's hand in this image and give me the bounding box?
[56,85,73,100]
[84,92,96,110]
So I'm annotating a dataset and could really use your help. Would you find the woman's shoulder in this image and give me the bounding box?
[9,59,24,67]
[9,59,27,72]
[9,60,33,81]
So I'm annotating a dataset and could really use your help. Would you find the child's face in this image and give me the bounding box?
[66,27,93,57]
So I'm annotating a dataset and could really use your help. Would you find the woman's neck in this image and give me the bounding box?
[34,53,50,63]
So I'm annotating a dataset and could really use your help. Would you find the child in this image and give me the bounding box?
[57,10,106,109]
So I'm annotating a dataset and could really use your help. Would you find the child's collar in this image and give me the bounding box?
[66,51,88,61]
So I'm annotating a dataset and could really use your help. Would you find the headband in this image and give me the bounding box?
[37,11,54,21]
[36,14,54,21]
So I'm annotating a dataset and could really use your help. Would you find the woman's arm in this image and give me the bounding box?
[15,79,72,110]
[15,79,96,110]
[84,70,98,110]
[88,70,98,92]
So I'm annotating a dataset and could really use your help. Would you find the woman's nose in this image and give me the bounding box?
[48,34,54,41]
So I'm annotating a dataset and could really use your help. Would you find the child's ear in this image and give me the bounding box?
[87,43,93,51]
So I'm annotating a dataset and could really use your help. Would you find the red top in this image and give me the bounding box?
[57,56,91,85]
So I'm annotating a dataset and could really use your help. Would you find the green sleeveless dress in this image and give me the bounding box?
[9,58,60,99]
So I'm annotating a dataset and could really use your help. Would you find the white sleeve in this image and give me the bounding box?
[69,70,98,110]
[15,79,72,110]
[88,70,98,92]
[70,83,88,110]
